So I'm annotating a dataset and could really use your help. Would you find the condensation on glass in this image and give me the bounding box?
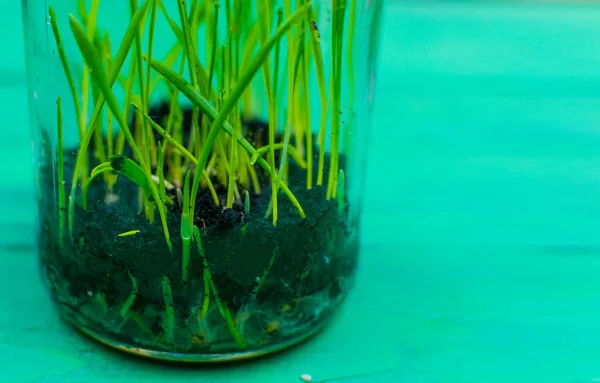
[22,0,382,361]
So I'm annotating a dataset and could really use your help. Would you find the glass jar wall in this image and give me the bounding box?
[22,0,382,361]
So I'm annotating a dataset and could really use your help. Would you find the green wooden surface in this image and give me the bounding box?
[5,1,600,382]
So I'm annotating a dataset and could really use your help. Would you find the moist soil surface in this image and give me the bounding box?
[38,104,359,353]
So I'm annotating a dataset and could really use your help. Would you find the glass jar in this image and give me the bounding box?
[22,0,382,361]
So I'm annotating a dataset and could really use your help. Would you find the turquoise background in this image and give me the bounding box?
[5,1,600,382]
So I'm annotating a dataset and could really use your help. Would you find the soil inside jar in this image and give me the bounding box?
[38,103,359,354]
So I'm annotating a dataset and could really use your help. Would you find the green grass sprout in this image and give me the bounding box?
[275,23,305,209]
[150,3,311,224]
[301,11,313,189]
[192,225,245,348]
[327,0,348,200]
[129,0,153,220]
[157,142,169,205]
[193,225,210,321]
[207,1,220,105]
[245,190,251,215]
[241,190,250,236]
[50,0,358,353]
[109,155,153,196]
[257,0,279,226]
[70,12,172,253]
[161,276,175,344]
[120,271,138,318]
[252,243,278,297]
[176,0,202,161]
[49,8,85,143]
[181,170,193,285]
[65,1,152,237]
[132,102,220,206]
[250,143,306,168]
[158,1,185,44]
[150,54,307,217]
[82,162,114,210]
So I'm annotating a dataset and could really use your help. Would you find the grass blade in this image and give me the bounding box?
[244,190,250,215]
[239,24,259,119]
[110,155,152,196]
[177,0,203,162]
[157,1,185,46]
[189,1,312,222]
[149,43,182,94]
[157,142,169,205]
[250,143,306,169]
[148,56,306,218]
[181,171,192,285]
[82,165,113,210]
[120,271,138,318]
[256,0,278,226]
[276,23,305,199]
[308,9,328,186]
[206,1,219,104]
[301,10,313,189]
[90,161,112,177]
[145,0,160,165]
[273,9,283,109]
[132,103,220,206]
[327,0,347,200]
[161,276,175,344]
[192,226,246,348]
[70,13,172,252]
[67,0,151,236]
[129,0,152,175]
[49,7,85,142]
[192,226,210,321]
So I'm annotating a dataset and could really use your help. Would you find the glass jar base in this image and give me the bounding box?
[58,302,335,363]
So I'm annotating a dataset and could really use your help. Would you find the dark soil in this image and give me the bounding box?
[38,104,359,354]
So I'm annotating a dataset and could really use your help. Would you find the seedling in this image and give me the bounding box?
[120,271,138,319]
[241,190,250,236]
[161,276,175,344]
[40,0,366,358]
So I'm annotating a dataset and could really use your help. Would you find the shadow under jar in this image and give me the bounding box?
[22,0,382,362]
